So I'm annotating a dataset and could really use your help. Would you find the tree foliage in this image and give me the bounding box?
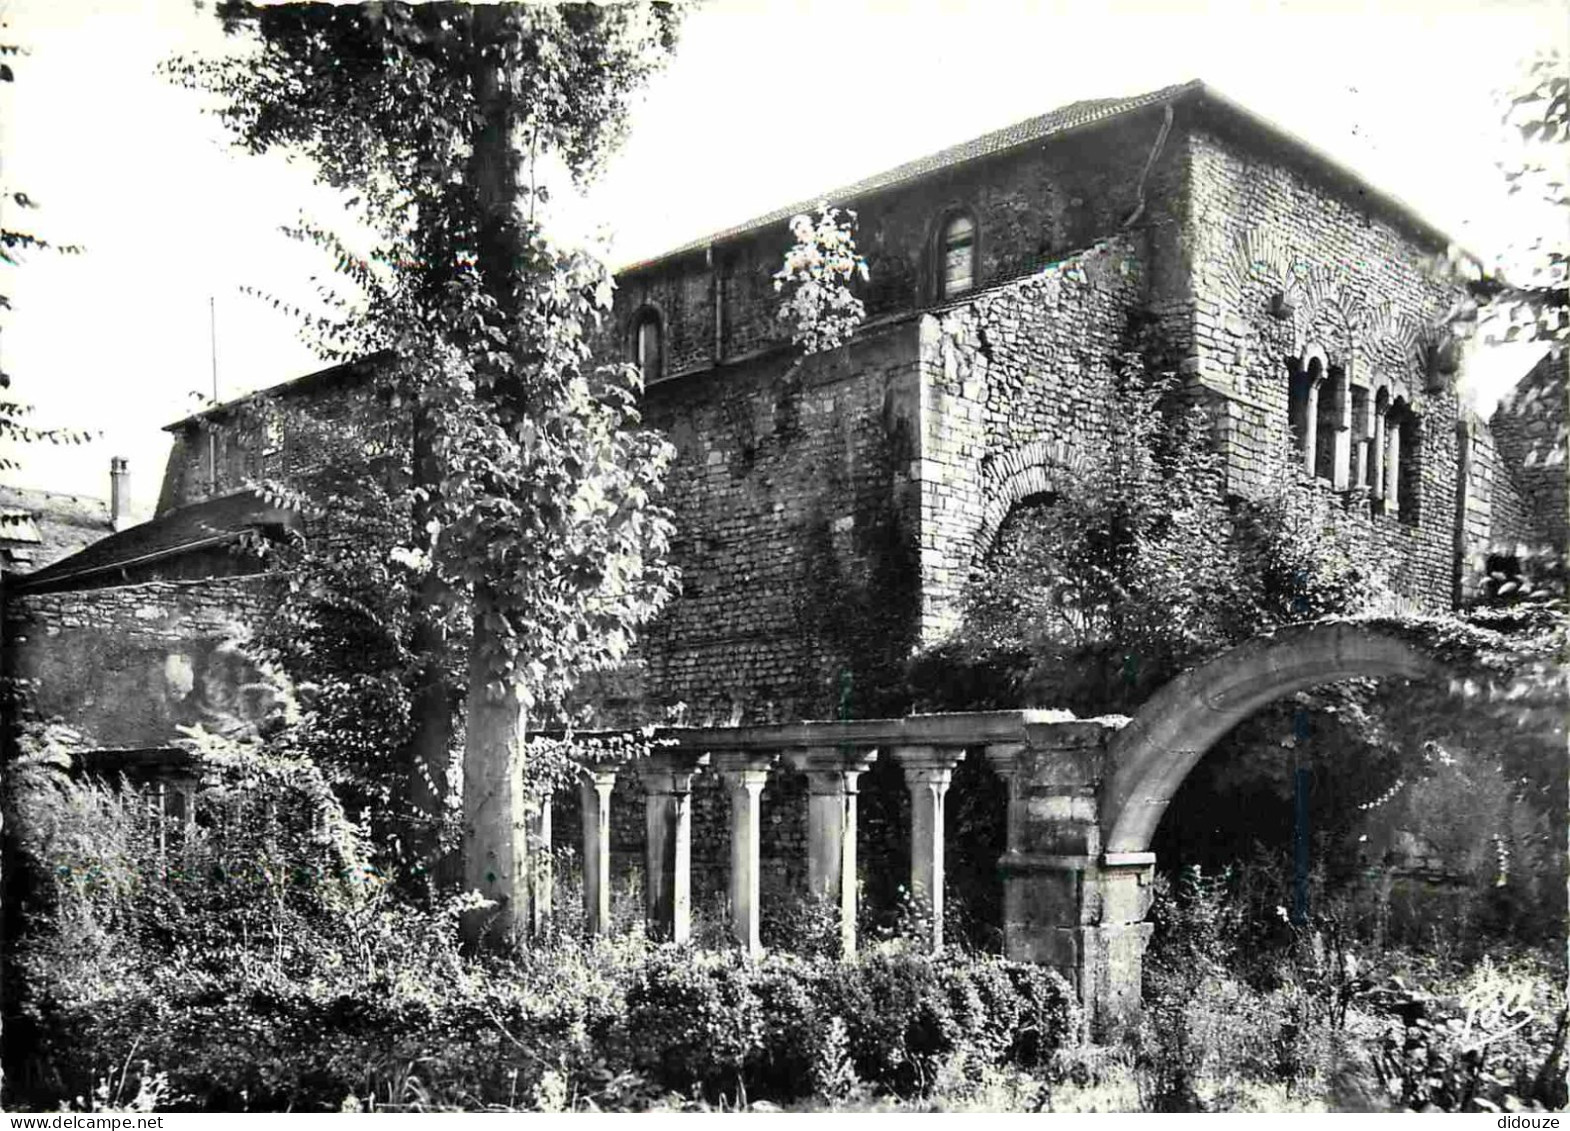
[0,26,89,477]
[1435,48,1569,350]
[774,203,869,355]
[918,350,1391,715]
[166,3,686,928]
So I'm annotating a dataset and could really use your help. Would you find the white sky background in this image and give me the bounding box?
[1,0,1565,515]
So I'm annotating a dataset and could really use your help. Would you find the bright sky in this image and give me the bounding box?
[1,0,1565,515]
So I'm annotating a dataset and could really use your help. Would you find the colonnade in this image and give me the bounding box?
[559,711,1150,1031]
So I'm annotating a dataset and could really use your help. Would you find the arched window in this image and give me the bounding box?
[937,211,976,300]
[631,308,663,387]
[1288,355,1323,474]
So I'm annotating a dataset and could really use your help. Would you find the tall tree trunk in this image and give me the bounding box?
[459,3,536,945]
[404,400,455,887]
[461,586,532,944]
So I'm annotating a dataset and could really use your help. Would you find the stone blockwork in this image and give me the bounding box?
[3,577,271,750]
[915,239,1145,638]
[633,323,925,722]
[1180,123,1470,611]
[614,105,1185,387]
[1488,351,1568,554]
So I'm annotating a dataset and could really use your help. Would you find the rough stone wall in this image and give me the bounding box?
[1181,124,1468,611]
[158,380,385,516]
[914,238,1147,638]
[613,107,1184,385]
[633,323,925,723]
[1459,414,1544,600]
[1490,351,1569,553]
[3,577,271,750]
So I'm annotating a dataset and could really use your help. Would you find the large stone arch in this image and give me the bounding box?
[972,438,1096,560]
[1100,621,1444,855]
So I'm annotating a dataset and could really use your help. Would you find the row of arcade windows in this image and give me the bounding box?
[626,207,983,384]
[1287,354,1418,523]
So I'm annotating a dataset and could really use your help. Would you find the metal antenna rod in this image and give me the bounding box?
[208,295,219,493]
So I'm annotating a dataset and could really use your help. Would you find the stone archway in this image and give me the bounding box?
[1100,622,1441,855]
[993,620,1447,1033]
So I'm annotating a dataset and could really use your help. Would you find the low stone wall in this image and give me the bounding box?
[2,576,272,750]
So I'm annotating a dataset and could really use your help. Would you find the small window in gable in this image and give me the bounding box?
[632,309,663,387]
[939,212,976,300]
[261,413,286,477]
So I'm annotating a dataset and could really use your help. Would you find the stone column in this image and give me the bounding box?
[711,750,778,957]
[986,721,1152,1038]
[641,750,709,943]
[786,747,878,956]
[1386,417,1402,520]
[1302,376,1321,475]
[1330,370,1352,490]
[892,745,966,952]
[526,796,552,937]
[1371,406,1387,503]
[579,765,620,936]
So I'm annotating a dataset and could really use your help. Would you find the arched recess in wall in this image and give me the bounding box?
[1286,345,1329,477]
[971,439,1097,562]
[1100,621,1445,854]
[627,305,666,387]
[931,206,979,302]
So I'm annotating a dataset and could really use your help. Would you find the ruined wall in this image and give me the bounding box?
[613,106,1184,385]
[1490,351,1569,554]
[3,577,271,750]
[914,238,1148,637]
[157,377,388,516]
[1181,123,1468,611]
[634,323,925,723]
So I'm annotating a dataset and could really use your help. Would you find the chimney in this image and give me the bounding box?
[110,456,130,531]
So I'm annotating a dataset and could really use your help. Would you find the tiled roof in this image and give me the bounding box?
[620,80,1203,273]
[620,77,1462,275]
[163,352,389,433]
[12,490,296,592]
[0,485,114,573]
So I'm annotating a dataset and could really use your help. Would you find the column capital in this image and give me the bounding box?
[709,749,780,780]
[641,749,710,794]
[784,746,878,779]
[579,761,623,789]
[982,742,1028,777]
[892,744,966,781]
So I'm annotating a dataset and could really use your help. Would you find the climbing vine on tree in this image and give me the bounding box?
[168,1,686,939]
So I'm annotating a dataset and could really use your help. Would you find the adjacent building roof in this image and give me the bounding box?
[0,485,114,574]
[620,78,1465,276]
[163,352,389,434]
[11,489,298,593]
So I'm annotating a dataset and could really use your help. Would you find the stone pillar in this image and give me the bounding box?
[526,796,552,937]
[986,721,1152,1037]
[1371,406,1387,503]
[642,750,709,943]
[1386,417,1402,520]
[786,747,878,956]
[1330,370,1352,490]
[1302,376,1321,475]
[579,765,619,936]
[712,750,778,957]
[892,745,966,952]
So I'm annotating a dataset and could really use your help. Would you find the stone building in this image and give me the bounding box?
[2,79,1563,940]
[603,78,1561,722]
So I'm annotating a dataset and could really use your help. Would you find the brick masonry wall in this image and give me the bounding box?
[613,106,1184,386]
[3,576,272,750]
[914,237,1147,637]
[631,322,926,723]
[1490,351,1568,554]
[1181,124,1470,611]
